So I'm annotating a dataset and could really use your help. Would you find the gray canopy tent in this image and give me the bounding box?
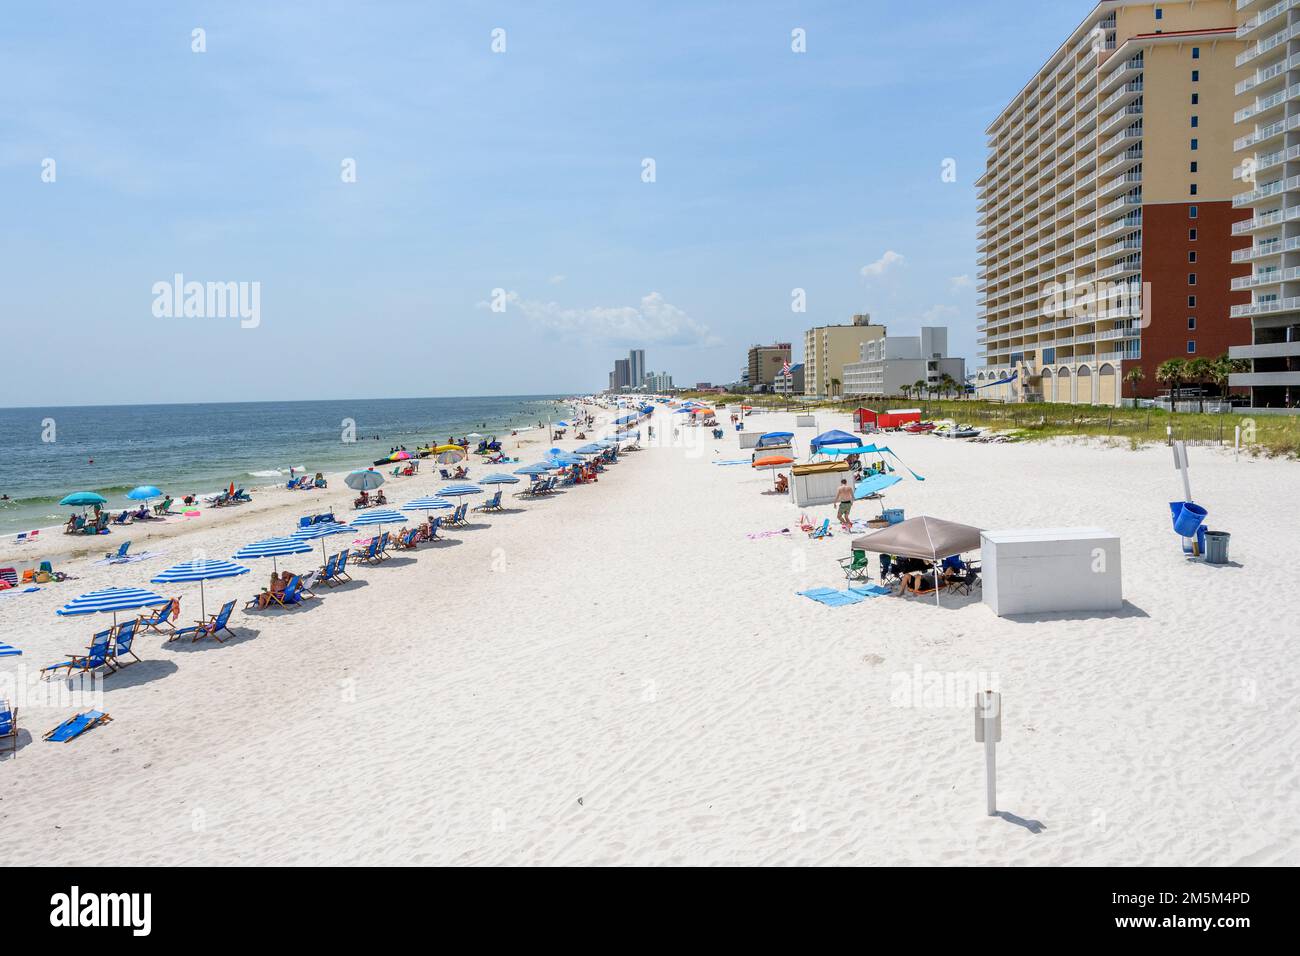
[852,515,983,606]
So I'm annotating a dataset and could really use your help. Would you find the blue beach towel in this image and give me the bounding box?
[0,587,41,599]
[712,459,751,465]
[798,587,865,607]
[848,584,891,598]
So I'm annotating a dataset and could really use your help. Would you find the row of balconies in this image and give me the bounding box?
[1232,233,1300,262]
[1233,171,1300,206]
[1237,18,1300,68]
[1231,294,1300,317]
[1237,49,1300,96]
[1238,0,1300,40]
[1234,80,1300,124]
[1231,265,1300,289]
[1233,203,1300,234]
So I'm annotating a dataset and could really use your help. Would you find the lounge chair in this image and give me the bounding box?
[137,599,179,634]
[439,469,452,479]
[268,576,304,609]
[44,711,112,743]
[233,488,251,502]
[838,549,871,583]
[807,519,832,540]
[323,550,352,585]
[0,699,18,754]
[172,600,238,643]
[108,620,142,668]
[358,539,383,564]
[111,511,132,526]
[474,490,503,512]
[298,569,320,597]
[105,541,131,561]
[42,629,116,680]
[427,517,443,540]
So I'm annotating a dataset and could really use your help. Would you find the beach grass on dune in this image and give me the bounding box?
[678,392,1300,458]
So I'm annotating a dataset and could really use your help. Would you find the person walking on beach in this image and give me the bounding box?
[834,479,854,528]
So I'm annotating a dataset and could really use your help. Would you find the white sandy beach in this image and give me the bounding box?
[0,405,1297,866]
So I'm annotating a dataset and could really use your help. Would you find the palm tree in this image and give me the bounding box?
[900,384,911,401]
[1156,358,1187,410]
[1186,357,1214,412]
[1124,366,1145,403]
[830,378,841,399]
[939,373,957,399]
[1211,352,1249,405]
[913,379,927,403]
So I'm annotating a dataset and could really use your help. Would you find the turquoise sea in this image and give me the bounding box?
[0,395,573,535]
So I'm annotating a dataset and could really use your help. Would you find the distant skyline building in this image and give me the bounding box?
[628,349,646,391]
[774,362,804,396]
[612,358,631,390]
[746,342,792,390]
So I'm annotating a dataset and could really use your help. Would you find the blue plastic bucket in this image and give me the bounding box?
[1169,501,1207,538]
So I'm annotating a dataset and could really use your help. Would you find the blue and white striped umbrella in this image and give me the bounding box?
[401,496,455,512]
[291,521,358,561]
[233,537,314,573]
[479,473,521,485]
[438,483,483,497]
[152,559,251,618]
[546,454,583,467]
[351,508,408,528]
[514,463,555,476]
[573,444,604,456]
[56,586,171,624]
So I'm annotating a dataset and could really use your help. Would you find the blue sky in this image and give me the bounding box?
[2,0,1087,405]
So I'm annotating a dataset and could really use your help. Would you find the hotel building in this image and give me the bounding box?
[1229,0,1300,408]
[842,327,967,398]
[802,314,884,398]
[974,1,1250,405]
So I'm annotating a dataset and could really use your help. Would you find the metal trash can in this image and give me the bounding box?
[1204,530,1230,565]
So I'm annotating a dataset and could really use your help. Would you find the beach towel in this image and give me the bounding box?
[797,587,865,607]
[91,550,163,567]
[44,711,112,743]
[848,584,891,598]
[0,587,41,599]
[712,459,751,465]
[746,529,791,540]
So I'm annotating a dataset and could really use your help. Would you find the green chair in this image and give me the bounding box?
[838,549,871,583]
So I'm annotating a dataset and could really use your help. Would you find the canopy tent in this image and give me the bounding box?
[817,443,925,481]
[755,431,793,448]
[851,516,983,606]
[810,429,859,453]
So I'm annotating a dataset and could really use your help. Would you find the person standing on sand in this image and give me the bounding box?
[834,479,854,527]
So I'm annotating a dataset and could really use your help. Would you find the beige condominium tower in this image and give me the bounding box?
[974,1,1250,406]
[803,314,884,398]
[1229,0,1300,408]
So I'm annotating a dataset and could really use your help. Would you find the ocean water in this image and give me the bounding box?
[0,395,573,535]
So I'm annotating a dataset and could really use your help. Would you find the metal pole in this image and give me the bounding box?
[985,728,997,816]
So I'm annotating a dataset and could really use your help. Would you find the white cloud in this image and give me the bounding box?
[860,250,904,278]
[548,274,566,285]
[948,274,973,292]
[478,291,719,347]
[921,304,961,324]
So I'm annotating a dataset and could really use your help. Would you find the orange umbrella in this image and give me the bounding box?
[752,455,794,468]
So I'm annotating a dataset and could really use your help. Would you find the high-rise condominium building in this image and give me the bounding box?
[746,342,792,389]
[974,1,1250,407]
[1229,1,1300,409]
[628,349,646,391]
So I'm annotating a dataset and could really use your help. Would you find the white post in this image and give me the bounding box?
[1235,425,1241,461]
[975,691,1001,817]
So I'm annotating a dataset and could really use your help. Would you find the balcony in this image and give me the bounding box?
[1233,172,1300,206]
[1230,294,1300,317]
[1229,340,1300,359]
[1237,50,1300,95]
[1099,102,1143,137]
[1237,0,1300,39]
[1234,81,1300,124]
[1231,265,1300,289]
[1236,143,1300,179]
[1232,234,1300,262]
[1237,20,1300,68]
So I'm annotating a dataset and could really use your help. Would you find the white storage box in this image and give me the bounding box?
[981,528,1122,617]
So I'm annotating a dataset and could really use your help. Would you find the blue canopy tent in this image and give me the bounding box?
[755,431,794,447]
[819,443,926,481]
[810,429,860,454]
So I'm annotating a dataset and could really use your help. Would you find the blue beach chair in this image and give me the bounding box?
[173,600,238,643]
[0,699,18,754]
[108,619,142,667]
[808,519,832,540]
[44,710,112,743]
[42,629,115,680]
[105,541,131,561]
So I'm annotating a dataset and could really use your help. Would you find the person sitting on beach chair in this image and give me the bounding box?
[374,490,387,505]
[154,496,173,515]
[452,465,468,480]
[774,473,788,494]
[353,490,371,509]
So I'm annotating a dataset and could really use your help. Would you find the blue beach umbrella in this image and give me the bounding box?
[514,463,555,476]
[291,521,359,561]
[401,496,455,517]
[232,536,314,574]
[438,483,483,497]
[351,508,409,532]
[344,469,385,491]
[614,415,636,424]
[479,473,520,485]
[573,444,604,456]
[152,559,251,618]
[126,485,163,503]
[56,586,171,626]
[59,491,107,508]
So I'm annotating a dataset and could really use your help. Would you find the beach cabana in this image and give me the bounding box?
[151,559,251,618]
[852,516,983,606]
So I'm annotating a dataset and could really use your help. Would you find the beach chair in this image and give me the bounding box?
[377,531,392,556]
[807,519,832,540]
[15,533,28,545]
[439,469,452,479]
[474,490,503,512]
[358,539,383,565]
[233,488,251,502]
[0,699,18,754]
[269,576,304,609]
[108,620,142,668]
[138,599,179,634]
[298,570,320,598]
[111,511,132,526]
[319,553,339,582]
[172,600,238,643]
[427,517,443,540]
[105,541,131,561]
[332,549,353,583]
[41,629,116,680]
[44,711,112,743]
[838,549,871,583]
